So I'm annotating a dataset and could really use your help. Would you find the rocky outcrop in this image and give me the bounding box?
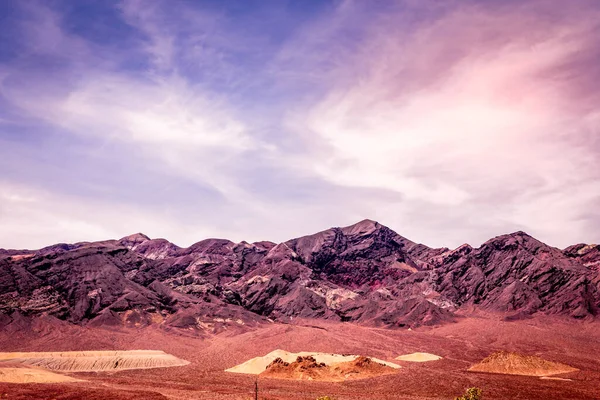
[434,232,599,319]
[0,240,264,332]
[564,243,600,286]
[260,355,398,381]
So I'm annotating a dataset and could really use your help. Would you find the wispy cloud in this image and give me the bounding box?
[0,0,599,249]
[286,0,600,246]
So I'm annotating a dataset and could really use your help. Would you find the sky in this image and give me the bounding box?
[1,0,599,250]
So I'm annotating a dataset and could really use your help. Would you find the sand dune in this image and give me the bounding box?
[395,352,442,362]
[0,350,189,372]
[0,367,82,383]
[226,349,400,375]
[468,351,578,377]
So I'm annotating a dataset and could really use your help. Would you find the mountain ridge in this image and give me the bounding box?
[0,220,569,258]
[1,220,598,332]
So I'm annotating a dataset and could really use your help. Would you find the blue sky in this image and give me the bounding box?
[1,0,600,249]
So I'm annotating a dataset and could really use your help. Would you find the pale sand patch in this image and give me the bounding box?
[468,351,578,377]
[395,352,442,362]
[540,376,572,381]
[0,350,189,372]
[0,367,82,383]
[226,349,400,374]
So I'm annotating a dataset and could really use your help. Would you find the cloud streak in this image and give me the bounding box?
[0,0,599,249]
[289,0,600,247]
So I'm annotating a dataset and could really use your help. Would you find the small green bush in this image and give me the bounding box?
[454,387,482,400]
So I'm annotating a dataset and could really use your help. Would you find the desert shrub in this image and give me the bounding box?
[316,396,335,400]
[454,387,482,400]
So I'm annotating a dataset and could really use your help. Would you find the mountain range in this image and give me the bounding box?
[1,219,599,332]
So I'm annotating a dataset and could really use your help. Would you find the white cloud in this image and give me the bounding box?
[0,181,232,249]
[284,2,600,247]
[1,0,600,250]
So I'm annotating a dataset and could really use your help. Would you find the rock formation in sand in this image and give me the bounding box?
[0,350,189,372]
[468,351,578,377]
[226,349,399,375]
[0,367,82,383]
[260,355,397,382]
[261,356,327,381]
[395,352,442,362]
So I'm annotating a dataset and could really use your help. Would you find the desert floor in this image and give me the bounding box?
[0,314,598,399]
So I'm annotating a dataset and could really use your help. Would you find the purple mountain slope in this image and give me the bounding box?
[1,220,598,332]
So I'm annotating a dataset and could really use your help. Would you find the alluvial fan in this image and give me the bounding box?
[0,350,189,372]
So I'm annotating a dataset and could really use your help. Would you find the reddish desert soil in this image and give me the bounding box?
[0,315,599,399]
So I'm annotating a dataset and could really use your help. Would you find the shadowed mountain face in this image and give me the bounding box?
[433,233,599,318]
[564,243,600,285]
[1,220,599,331]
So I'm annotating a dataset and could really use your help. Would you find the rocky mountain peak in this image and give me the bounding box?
[480,230,556,254]
[119,233,151,244]
[339,219,381,236]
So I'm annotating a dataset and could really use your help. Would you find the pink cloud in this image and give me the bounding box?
[286,1,600,247]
